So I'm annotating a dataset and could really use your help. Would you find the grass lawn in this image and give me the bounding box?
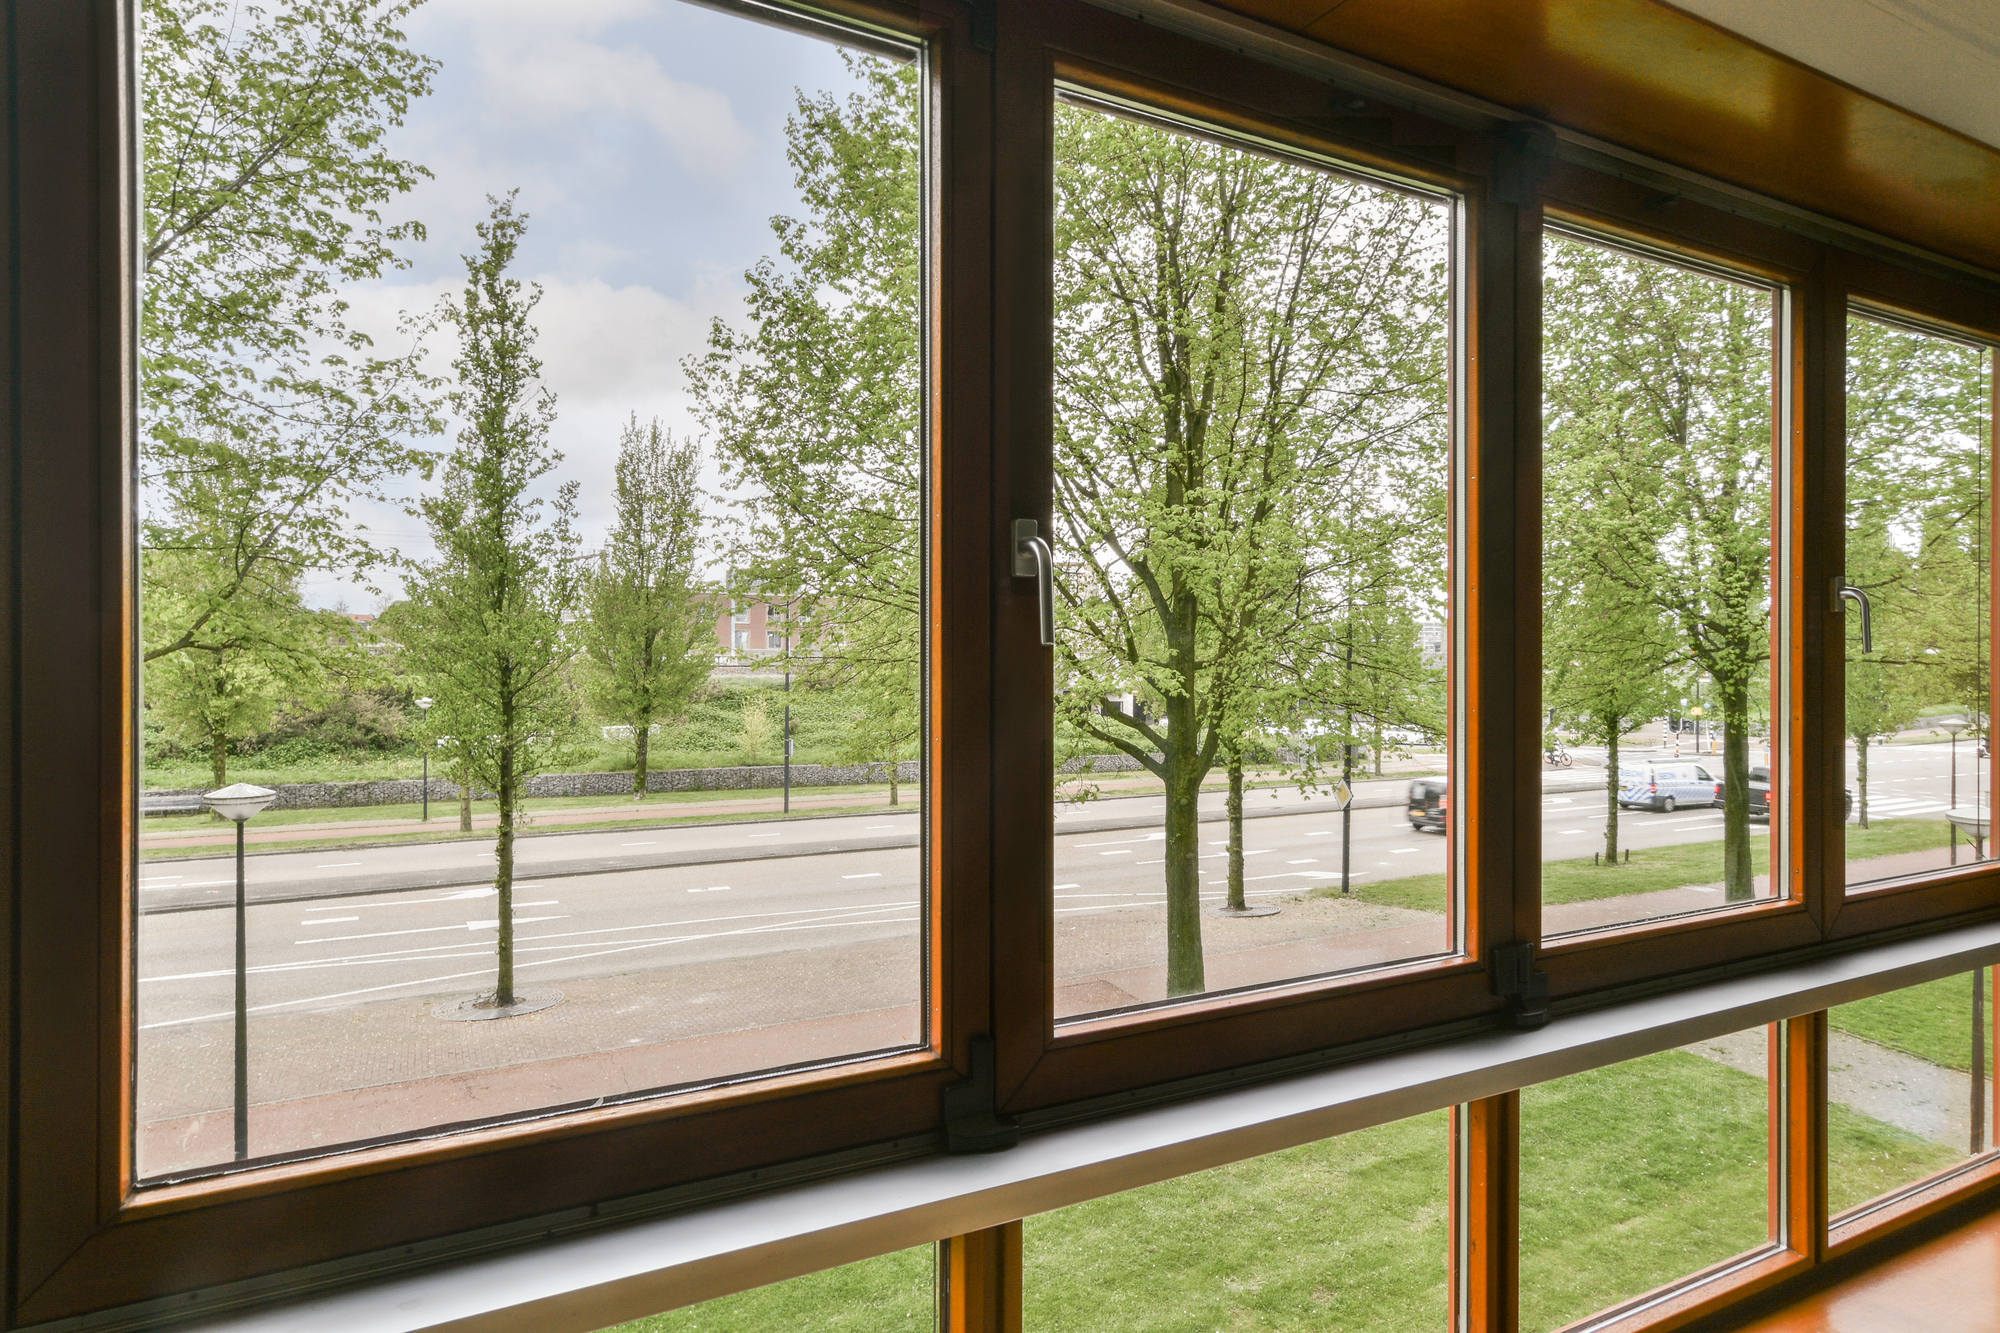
[1830,972,1989,1073]
[1827,1097,1967,1216]
[605,1053,1955,1333]
[1314,819,1951,915]
[608,1244,935,1333]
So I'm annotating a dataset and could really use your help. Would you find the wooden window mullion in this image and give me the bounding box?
[938,1222,1023,1333]
[1454,1093,1520,1333]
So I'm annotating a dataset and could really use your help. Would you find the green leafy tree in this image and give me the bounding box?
[581,416,715,797]
[142,0,441,665]
[1845,316,1992,813]
[1544,236,1774,900]
[1544,576,1675,863]
[147,646,287,789]
[1050,104,1450,995]
[399,196,582,1011]
[690,56,924,819]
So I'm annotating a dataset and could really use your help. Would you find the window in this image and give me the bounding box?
[1842,313,1993,891]
[1519,1026,1775,1330]
[1047,87,1458,1021]
[1542,232,1783,938]
[1022,1113,1449,1330]
[1828,966,1996,1223]
[134,0,929,1182]
[17,0,2000,1321]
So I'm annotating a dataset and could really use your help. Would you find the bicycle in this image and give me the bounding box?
[1544,745,1574,768]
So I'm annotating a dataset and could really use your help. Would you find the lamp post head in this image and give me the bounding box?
[204,783,277,823]
[416,696,435,710]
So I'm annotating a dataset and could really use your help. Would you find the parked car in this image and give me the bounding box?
[1747,766,1854,821]
[1408,777,1447,833]
[1617,761,1721,812]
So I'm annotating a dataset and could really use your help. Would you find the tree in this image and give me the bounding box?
[1543,236,1774,900]
[1844,315,1992,806]
[399,196,582,1011]
[1544,577,1674,863]
[1050,103,1450,994]
[147,646,286,789]
[580,416,715,797]
[142,0,441,668]
[690,56,922,810]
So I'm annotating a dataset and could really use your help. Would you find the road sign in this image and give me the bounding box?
[1332,779,1353,809]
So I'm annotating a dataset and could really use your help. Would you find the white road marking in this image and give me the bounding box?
[1287,859,1318,864]
[294,902,562,944]
[317,862,363,868]
[1099,850,1132,856]
[1305,831,1333,837]
[843,872,882,879]
[622,841,657,846]
[746,833,781,839]
[688,886,731,894]
[466,916,567,930]
[1053,883,1080,889]
[1390,848,1417,854]
[302,916,358,925]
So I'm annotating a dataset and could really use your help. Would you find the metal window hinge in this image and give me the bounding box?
[1490,941,1551,1030]
[1493,121,1558,206]
[943,1033,1019,1154]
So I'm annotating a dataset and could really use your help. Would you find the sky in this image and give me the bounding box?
[300,0,885,608]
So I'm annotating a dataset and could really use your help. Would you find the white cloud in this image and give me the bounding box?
[414,0,753,180]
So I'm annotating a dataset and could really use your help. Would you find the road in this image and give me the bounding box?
[141,742,1976,1030]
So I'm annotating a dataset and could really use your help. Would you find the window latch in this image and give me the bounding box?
[944,1033,1019,1154]
[1490,942,1551,1030]
[1835,581,1873,653]
[1013,518,1056,648]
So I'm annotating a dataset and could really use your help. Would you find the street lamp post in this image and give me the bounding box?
[416,697,435,821]
[203,782,277,1161]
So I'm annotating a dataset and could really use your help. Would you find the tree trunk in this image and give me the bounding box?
[889,762,900,807]
[632,723,649,799]
[1720,680,1755,902]
[1603,716,1621,864]
[1162,760,1206,996]
[1372,716,1383,777]
[493,729,517,1007]
[211,730,228,790]
[1856,734,1870,829]
[1226,750,1246,911]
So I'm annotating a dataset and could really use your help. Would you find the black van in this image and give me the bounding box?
[1408,777,1447,832]
[1748,766,1854,821]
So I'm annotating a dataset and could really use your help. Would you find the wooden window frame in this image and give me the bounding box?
[11,0,2000,1327]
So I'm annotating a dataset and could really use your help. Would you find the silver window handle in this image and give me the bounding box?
[1012,519,1055,648]
[1836,583,1872,653]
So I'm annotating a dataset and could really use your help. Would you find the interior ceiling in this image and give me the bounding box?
[1188,0,2000,273]
[1668,0,2000,150]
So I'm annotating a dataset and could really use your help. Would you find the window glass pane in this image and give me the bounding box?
[600,1244,934,1332]
[1050,90,1456,1018]
[138,1,925,1178]
[1519,1026,1772,1332]
[1542,234,1780,937]
[1022,1111,1449,1330]
[1843,315,1993,889]
[1827,967,1995,1219]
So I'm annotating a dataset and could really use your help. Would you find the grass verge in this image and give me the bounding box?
[1314,818,1953,914]
[1830,972,1989,1073]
